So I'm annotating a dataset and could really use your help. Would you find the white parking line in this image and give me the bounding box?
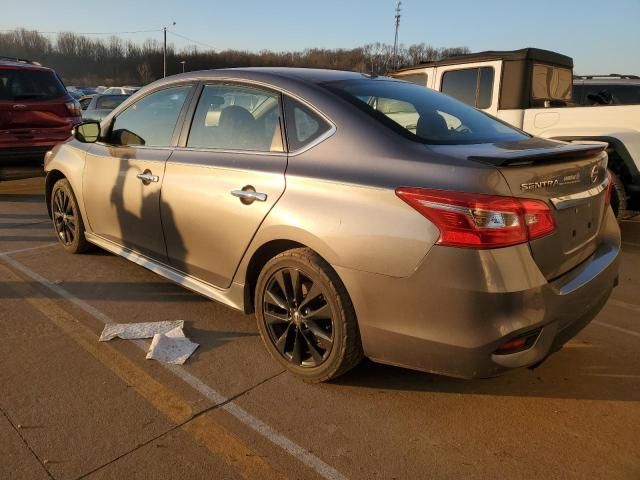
[586,373,640,379]
[593,321,640,338]
[0,242,58,256]
[607,298,640,314]
[0,253,347,480]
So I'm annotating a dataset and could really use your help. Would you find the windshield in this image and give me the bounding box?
[323,79,527,145]
[0,68,67,101]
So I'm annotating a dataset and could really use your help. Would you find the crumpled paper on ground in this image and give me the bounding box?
[99,320,184,342]
[99,321,199,364]
[146,327,200,365]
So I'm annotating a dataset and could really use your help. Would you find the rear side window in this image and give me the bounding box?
[531,64,572,101]
[579,84,640,105]
[110,86,191,147]
[572,84,584,104]
[283,97,332,151]
[187,84,283,152]
[0,68,66,101]
[441,67,494,109]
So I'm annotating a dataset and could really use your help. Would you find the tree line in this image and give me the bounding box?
[0,28,470,86]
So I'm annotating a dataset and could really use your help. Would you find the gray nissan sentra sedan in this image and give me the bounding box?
[44,68,620,382]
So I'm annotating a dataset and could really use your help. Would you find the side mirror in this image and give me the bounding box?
[74,121,101,143]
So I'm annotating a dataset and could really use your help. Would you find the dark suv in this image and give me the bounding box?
[0,57,81,179]
[573,74,640,105]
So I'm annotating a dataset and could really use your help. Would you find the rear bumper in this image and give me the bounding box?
[0,146,51,163]
[335,208,621,379]
[0,122,76,164]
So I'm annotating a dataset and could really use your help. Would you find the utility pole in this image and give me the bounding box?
[393,1,402,70]
[163,22,176,78]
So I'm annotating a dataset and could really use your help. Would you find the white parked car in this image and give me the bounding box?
[102,86,139,95]
[391,48,640,217]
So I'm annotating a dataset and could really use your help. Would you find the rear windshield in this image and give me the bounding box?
[323,79,527,145]
[0,68,67,101]
[96,95,129,110]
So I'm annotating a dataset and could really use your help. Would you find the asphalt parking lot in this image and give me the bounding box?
[1,177,639,480]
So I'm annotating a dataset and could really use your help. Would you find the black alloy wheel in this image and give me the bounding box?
[51,179,90,254]
[53,187,76,246]
[263,267,334,367]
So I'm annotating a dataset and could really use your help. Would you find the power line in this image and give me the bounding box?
[168,31,215,50]
[0,28,161,35]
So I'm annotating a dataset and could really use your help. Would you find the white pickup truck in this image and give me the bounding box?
[391,48,640,217]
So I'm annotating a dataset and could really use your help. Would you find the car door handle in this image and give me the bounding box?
[231,189,267,204]
[136,171,159,184]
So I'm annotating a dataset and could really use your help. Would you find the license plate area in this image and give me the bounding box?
[559,197,601,253]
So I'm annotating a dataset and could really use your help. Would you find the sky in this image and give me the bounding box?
[2,0,639,74]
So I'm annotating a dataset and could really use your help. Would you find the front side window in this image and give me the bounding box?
[441,67,494,109]
[187,84,283,152]
[109,86,191,147]
[283,97,332,151]
[323,79,527,145]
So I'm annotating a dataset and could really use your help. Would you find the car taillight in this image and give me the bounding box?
[65,100,81,117]
[395,187,556,249]
[604,170,613,207]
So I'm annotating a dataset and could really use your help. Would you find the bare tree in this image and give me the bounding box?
[0,28,470,85]
[136,62,154,84]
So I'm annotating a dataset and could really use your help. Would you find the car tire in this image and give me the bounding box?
[255,248,364,383]
[51,178,90,254]
[609,170,627,218]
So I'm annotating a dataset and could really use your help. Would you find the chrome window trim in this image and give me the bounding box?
[92,143,174,152]
[287,124,337,157]
[189,77,338,156]
[171,146,287,157]
[550,176,610,210]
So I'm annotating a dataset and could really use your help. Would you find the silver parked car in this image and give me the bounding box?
[81,93,130,122]
[44,68,620,382]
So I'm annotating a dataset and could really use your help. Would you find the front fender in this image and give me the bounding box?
[44,141,90,226]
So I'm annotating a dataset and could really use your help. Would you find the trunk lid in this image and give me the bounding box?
[432,138,609,279]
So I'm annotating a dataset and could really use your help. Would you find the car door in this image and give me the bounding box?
[161,82,287,288]
[83,84,194,260]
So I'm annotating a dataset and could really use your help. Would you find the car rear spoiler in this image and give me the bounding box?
[468,143,606,167]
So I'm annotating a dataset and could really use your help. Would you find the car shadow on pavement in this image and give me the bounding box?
[0,193,45,203]
[0,235,59,242]
[0,213,49,220]
[332,349,640,402]
[185,323,259,358]
[0,280,210,303]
